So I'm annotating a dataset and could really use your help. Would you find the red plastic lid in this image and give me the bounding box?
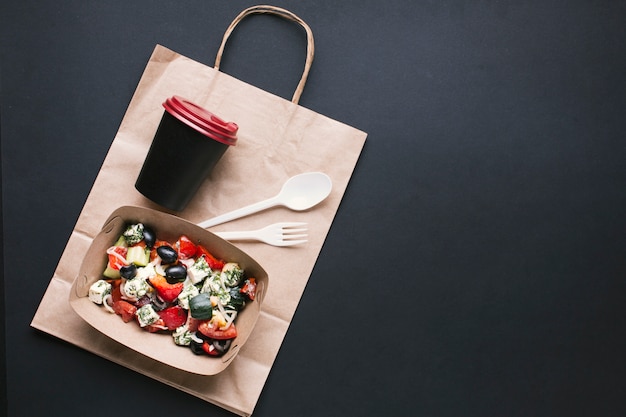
[163,96,238,146]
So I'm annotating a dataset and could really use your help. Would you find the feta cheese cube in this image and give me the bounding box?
[221,262,243,286]
[187,256,210,284]
[88,279,112,304]
[172,324,193,346]
[124,276,151,300]
[136,304,160,327]
[177,282,199,310]
[135,263,157,280]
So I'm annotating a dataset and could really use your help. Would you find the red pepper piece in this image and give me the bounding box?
[201,341,221,356]
[195,244,225,270]
[148,274,184,303]
[240,278,257,301]
[176,235,197,260]
[107,246,128,270]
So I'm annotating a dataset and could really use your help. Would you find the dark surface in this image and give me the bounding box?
[2,1,626,416]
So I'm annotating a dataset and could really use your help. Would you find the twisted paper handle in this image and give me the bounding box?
[214,5,315,104]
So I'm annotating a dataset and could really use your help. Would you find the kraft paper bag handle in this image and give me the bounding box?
[214,4,315,104]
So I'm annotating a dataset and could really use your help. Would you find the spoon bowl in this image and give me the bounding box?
[198,172,332,228]
[278,172,332,211]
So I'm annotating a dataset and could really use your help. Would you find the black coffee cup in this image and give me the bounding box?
[135,96,238,211]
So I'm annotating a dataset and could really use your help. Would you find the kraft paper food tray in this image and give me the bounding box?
[32,39,366,417]
[69,206,269,376]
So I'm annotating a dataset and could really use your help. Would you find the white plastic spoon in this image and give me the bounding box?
[198,172,332,228]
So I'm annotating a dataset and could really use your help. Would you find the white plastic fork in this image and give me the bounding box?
[213,222,308,247]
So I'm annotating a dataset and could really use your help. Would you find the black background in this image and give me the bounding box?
[2,1,626,416]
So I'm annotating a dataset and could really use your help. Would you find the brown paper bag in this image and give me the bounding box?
[31,5,366,416]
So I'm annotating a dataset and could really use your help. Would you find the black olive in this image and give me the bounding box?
[135,295,152,307]
[195,331,211,341]
[156,245,178,264]
[165,264,187,283]
[151,295,169,311]
[119,264,137,279]
[142,226,156,248]
[212,339,233,354]
[189,340,205,355]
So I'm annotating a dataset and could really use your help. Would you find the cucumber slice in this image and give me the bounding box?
[103,265,121,279]
[113,235,128,247]
[189,293,214,319]
[126,246,150,266]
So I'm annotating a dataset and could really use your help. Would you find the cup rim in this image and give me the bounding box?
[163,96,238,146]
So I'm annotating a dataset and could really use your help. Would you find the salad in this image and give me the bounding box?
[88,222,257,357]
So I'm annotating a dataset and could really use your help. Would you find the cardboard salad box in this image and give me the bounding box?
[69,206,268,375]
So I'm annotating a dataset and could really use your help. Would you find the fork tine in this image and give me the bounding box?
[282,233,308,239]
[275,222,307,228]
[282,224,307,229]
[274,223,307,246]
[273,239,308,247]
[275,222,307,237]
[280,228,307,238]
[282,229,308,235]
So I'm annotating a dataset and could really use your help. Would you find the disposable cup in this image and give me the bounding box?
[135,96,238,211]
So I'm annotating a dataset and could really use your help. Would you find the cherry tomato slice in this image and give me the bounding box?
[186,316,201,332]
[197,321,237,340]
[158,305,187,330]
[144,318,166,333]
[112,300,137,323]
